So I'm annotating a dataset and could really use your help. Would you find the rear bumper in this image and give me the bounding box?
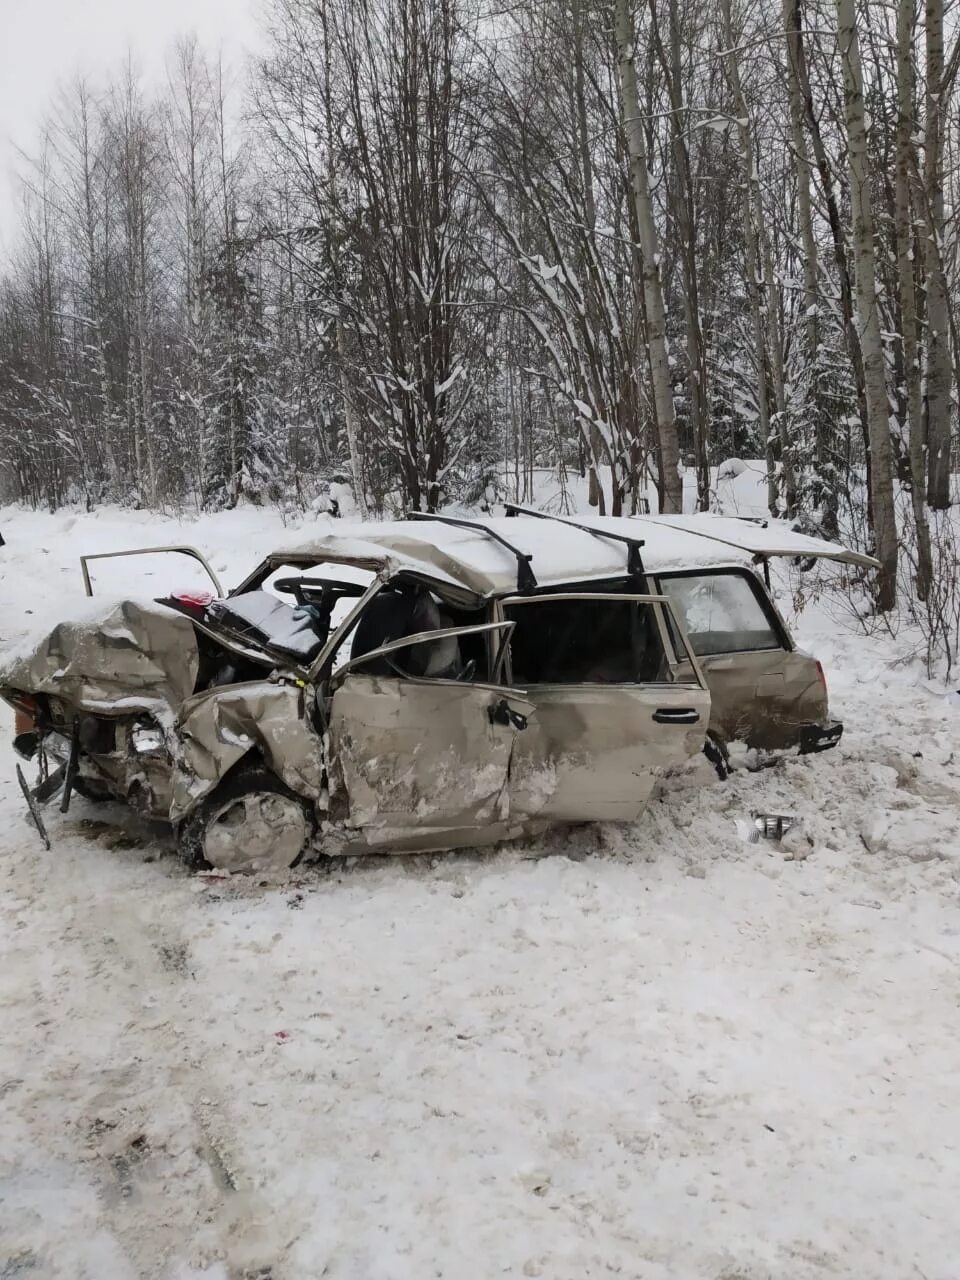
[798,719,843,754]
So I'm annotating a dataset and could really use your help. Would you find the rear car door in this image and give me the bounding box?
[655,569,829,750]
[326,622,532,840]
[501,593,710,822]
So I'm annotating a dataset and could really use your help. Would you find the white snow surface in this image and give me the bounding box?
[1,496,960,1279]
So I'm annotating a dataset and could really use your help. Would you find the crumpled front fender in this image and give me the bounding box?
[170,680,324,821]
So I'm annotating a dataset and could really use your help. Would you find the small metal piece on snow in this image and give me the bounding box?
[751,812,795,842]
[16,765,51,851]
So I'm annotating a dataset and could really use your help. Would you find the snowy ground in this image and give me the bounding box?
[1,496,959,1280]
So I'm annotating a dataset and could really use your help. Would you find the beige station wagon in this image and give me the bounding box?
[2,508,876,872]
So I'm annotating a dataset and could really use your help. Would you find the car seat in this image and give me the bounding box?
[350,588,463,679]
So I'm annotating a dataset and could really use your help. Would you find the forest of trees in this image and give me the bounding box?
[1,0,958,623]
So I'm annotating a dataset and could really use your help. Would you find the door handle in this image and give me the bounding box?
[652,708,701,724]
[488,699,528,731]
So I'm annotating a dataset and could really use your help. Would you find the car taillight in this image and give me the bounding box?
[815,660,827,694]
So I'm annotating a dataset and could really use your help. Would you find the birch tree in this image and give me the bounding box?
[837,0,898,609]
[781,0,839,533]
[923,0,953,508]
[614,0,683,512]
[895,0,933,598]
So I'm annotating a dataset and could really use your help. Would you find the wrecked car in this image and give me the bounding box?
[1,509,876,872]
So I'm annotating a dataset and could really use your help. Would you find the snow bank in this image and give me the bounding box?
[0,500,958,1279]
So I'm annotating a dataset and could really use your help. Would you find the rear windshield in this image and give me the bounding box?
[656,571,782,656]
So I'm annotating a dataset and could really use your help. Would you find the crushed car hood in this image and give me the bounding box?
[0,596,199,714]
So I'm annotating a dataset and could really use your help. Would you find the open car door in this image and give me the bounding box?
[501,593,710,822]
[326,621,533,845]
[81,546,223,598]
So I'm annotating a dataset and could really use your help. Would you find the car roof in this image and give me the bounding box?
[274,513,876,600]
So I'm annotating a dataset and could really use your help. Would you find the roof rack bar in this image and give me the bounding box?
[503,503,646,578]
[730,515,769,529]
[404,511,538,594]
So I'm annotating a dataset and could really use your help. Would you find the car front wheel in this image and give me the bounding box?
[178,769,314,874]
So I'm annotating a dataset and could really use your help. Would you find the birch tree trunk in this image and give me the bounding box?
[76,82,113,490]
[792,0,871,501]
[719,0,777,514]
[924,0,952,508]
[783,0,837,534]
[613,0,683,514]
[321,0,368,519]
[758,214,796,515]
[837,0,898,610]
[896,0,933,598]
[649,0,709,510]
[570,0,605,510]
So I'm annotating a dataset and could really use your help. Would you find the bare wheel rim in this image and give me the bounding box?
[202,792,308,873]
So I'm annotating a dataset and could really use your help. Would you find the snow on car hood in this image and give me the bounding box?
[0,595,199,713]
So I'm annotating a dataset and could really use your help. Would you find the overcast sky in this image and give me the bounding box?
[0,0,263,255]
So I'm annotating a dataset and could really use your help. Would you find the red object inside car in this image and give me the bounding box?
[172,590,216,609]
[15,707,35,735]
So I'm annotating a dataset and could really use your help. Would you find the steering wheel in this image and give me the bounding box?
[274,576,366,606]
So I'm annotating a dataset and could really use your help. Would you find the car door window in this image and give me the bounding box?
[332,585,493,681]
[657,572,782,656]
[505,597,670,684]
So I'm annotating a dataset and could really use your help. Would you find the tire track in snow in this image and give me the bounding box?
[0,797,284,1280]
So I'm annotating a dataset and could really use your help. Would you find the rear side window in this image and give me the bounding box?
[657,572,782,656]
[505,598,669,684]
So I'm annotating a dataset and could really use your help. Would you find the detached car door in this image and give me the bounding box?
[326,621,532,840]
[501,593,710,822]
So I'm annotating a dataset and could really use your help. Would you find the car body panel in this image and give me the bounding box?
[0,598,199,716]
[326,675,532,841]
[500,592,710,821]
[76,516,872,605]
[677,648,825,750]
[171,680,324,822]
[509,682,710,822]
[80,545,224,598]
[653,566,830,751]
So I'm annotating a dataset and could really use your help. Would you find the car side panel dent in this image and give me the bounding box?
[327,675,528,835]
[170,681,324,821]
[509,683,709,822]
[691,648,829,749]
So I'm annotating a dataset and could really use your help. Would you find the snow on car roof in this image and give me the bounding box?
[279,513,874,599]
[648,514,880,569]
[280,516,749,598]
